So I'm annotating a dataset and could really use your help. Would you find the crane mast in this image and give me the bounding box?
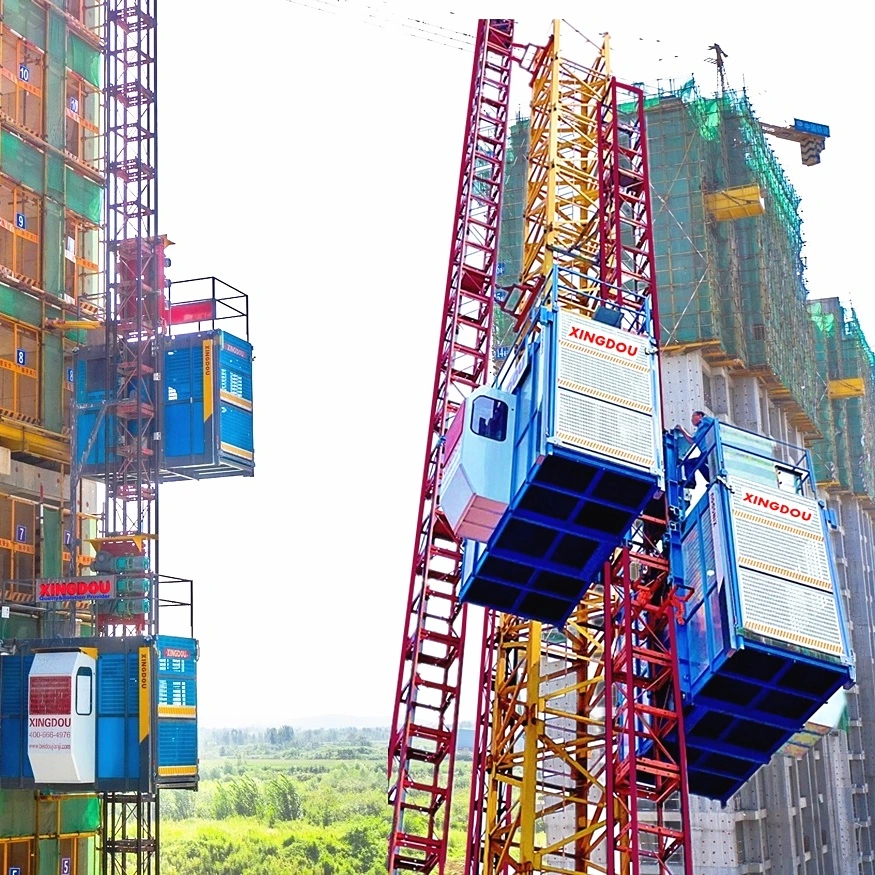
[100,0,161,870]
[599,79,692,873]
[387,19,514,874]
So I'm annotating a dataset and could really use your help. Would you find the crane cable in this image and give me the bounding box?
[281,0,475,51]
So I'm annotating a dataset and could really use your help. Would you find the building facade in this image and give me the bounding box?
[0,1,103,871]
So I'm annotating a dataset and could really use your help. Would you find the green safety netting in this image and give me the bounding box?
[3,0,46,48]
[1,130,45,193]
[69,33,101,87]
[1,3,102,303]
[494,76,875,505]
[59,796,100,833]
[46,12,68,151]
[65,167,102,224]
[0,792,36,837]
[645,79,821,433]
[809,298,875,500]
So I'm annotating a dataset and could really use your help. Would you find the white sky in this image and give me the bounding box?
[153,1,870,728]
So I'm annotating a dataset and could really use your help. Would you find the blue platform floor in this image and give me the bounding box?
[460,450,657,625]
[677,646,849,801]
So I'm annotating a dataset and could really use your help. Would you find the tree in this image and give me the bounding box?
[265,774,303,821]
[229,774,261,817]
[162,790,196,821]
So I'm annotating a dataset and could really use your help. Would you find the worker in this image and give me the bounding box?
[675,409,715,487]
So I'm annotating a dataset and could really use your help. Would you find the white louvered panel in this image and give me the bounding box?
[732,513,831,589]
[555,388,655,470]
[557,309,654,414]
[730,477,823,535]
[729,479,831,590]
[557,341,651,413]
[737,567,844,657]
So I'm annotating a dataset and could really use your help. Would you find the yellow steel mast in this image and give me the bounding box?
[480,22,622,874]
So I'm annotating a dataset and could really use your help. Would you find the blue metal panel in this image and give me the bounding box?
[76,405,115,469]
[75,353,112,406]
[158,721,197,768]
[95,652,139,781]
[0,654,32,782]
[74,346,119,474]
[155,636,198,784]
[163,330,254,480]
[218,402,254,458]
[218,332,253,404]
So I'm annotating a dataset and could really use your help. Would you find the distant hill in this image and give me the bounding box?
[200,715,478,733]
[288,714,392,730]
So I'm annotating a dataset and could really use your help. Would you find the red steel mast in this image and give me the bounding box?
[387,19,514,874]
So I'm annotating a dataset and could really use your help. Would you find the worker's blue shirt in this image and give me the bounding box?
[693,415,716,449]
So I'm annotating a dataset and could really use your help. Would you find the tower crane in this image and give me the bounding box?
[707,41,830,166]
[760,118,830,165]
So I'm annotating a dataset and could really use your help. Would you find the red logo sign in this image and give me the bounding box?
[29,676,71,715]
[568,326,639,358]
[741,491,812,522]
[162,647,191,660]
[38,577,114,601]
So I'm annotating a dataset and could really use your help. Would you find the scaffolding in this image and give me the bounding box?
[493,117,528,365]
[645,81,822,437]
[0,1,104,869]
[810,297,875,506]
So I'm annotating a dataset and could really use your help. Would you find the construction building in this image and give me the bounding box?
[0,2,103,870]
[491,78,875,874]
[648,82,875,875]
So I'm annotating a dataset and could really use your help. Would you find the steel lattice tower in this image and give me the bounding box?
[101,1,161,871]
[395,21,694,874]
[387,19,515,874]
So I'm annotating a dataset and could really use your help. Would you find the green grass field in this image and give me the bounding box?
[160,728,469,873]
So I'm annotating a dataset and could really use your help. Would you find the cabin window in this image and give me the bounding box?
[75,666,93,716]
[471,396,508,442]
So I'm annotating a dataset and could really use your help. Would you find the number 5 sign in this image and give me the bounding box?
[60,859,71,875]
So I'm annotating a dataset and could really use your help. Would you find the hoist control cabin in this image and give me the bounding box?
[0,636,198,793]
